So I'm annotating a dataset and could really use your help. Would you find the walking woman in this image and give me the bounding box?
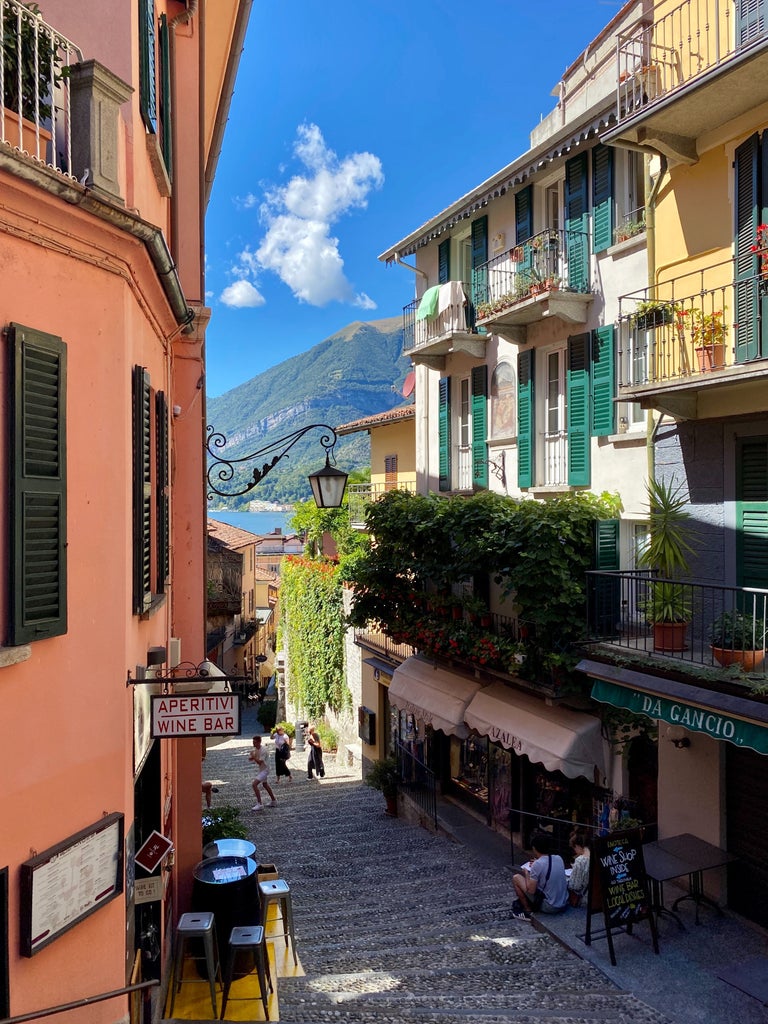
[249,735,277,810]
[307,725,325,780]
[273,724,293,783]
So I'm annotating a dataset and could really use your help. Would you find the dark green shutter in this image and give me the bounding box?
[591,325,615,436]
[156,391,169,592]
[591,519,621,638]
[471,365,488,489]
[133,366,152,613]
[9,325,67,645]
[159,13,172,176]
[736,437,768,588]
[517,349,535,489]
[470,215,488,306]
[565,153,590,292]
[735,134,760,362]
[515,186,533,244]
[438,239,450,284]
[438,376,451,492]
[567,333,591,486]
[139,0,157,133]
[592,146,614,254]
[738,0,767,44]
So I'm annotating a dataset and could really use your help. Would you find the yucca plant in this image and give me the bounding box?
[639,479,695,627]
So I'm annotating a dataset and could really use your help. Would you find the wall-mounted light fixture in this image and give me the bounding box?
[667,725,691,749]
[205,423,348,507]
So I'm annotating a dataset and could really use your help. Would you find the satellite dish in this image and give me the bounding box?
[402,370,415,398]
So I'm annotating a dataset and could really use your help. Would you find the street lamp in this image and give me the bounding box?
[205,424,349,507]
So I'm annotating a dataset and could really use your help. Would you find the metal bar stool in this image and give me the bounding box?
[258,878,298,965]
[220,924,273,1020]
[168,911,221,1018]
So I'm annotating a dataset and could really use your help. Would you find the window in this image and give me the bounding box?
[546,185,560,233]
[491,361,516,438]
[457,378,472,489]
[139,0,172,185]
[138,0,157,133]
[132,366,169,615]
[384,454,398,491]
[544,349,568,486]
[9,324,67,644]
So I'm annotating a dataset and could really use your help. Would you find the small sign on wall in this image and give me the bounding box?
[151,693,241,738]
[358,706,376,745]
[134,876,163,905]
[135,831,173,874]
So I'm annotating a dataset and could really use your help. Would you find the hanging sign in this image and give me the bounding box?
[135,830,174,873]
[150,693,241,737]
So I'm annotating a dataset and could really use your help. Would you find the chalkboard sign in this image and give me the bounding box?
[586,829,658,964]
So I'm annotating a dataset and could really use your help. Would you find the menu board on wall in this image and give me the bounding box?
[20,813,124,957]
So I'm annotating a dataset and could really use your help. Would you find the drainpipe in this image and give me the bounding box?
[393,251,428,292]
[644,153,668,481]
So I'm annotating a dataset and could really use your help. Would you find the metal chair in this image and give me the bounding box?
[168,911,221,1018]
[220,924,272,1020]
[258,878,297,965]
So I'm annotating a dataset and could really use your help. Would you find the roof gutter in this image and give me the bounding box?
[393,251,428,283]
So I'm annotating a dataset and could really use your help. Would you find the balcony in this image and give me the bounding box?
[348,480,417,529]
[0,0,81,173]
[473,229,592,341]
[608,0,768,163]
[403,279,485,366]
[586,570,768,681]
[617,257,768,419]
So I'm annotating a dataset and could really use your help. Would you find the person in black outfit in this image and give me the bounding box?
[306,726,325,780]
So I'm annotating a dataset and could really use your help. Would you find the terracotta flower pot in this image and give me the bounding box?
[695,343,725,372]
[711,646,766,671]
[653,621,688,652]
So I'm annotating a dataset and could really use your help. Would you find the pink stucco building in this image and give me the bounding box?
[0,1,251,1020]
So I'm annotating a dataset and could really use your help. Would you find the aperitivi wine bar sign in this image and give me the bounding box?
[150,693,241,738]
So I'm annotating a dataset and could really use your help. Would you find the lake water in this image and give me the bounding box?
[207,508,294,536]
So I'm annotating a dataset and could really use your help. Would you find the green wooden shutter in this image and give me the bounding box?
[734,133,760,362]
[470,215,488,306]
[139,0,157,133]
[591,519,621,638]
[736,437,768,588]
[591,325,615,436]
[592,145,614,254]
[10,325,67,645]
[438,376,452,492]
[738,0,767,44]
[471,365,488,489]
[438,239,450,284]
[515,186,533,244]
[156,390,169,592]
[517,349,535,489]
[159,13,172,176]
[567,333,591,486]
[133,366,152,613]
[565,153,590,292]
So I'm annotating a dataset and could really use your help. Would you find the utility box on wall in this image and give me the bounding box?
[358,706,376,745]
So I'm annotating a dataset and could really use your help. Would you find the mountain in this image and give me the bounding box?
[206,316,411,507]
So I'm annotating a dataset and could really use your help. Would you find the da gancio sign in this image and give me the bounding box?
[151,693,241,738]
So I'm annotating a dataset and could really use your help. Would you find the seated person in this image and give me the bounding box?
[567,829,591,907]
[512,831,569,920]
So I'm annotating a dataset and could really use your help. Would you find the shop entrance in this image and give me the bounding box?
[726,744,768,927]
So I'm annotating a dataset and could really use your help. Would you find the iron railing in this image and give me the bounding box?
[403,279,474,354]
[585,570,768,675]
[617,257,766,387]
[0,0,81,173]
[347,480,417,528]
[615,0,765,125]
[397,741,437,828]
[354,625,414,663]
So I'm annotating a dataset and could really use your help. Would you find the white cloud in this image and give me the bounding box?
[219,279,265,308]
[254,123,383,307]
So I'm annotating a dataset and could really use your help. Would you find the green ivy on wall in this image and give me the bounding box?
[281,556,349,717]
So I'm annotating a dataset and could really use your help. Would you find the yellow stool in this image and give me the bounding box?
[169,911,221,1018]
[258,879,297,966]
[220,924,272,1020]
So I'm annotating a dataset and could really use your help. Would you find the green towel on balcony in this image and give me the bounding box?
[416,286,440,320]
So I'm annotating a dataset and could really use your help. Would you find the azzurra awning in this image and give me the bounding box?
[388,656,484,739]
[463,683,606,781]
[578,658,768,756]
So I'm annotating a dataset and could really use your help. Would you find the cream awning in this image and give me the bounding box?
[388,657,484,739]
[464,683,605,781]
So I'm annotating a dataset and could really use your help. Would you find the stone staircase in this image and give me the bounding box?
[196,738,672,1024]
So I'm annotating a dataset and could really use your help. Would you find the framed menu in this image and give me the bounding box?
[20,813,124,957]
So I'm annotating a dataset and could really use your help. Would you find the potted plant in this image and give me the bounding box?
[614,217,646,244]
[631,299,676,330]
[708,610,766,670]
[365,756,400,816]
[638,479,695,652]
[689,308,727,372]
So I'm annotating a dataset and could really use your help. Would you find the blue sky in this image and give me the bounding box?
[204,0,623,398]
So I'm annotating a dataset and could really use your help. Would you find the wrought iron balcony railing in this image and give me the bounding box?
[586,570,768,676]
[347,480,417,528]
[403,279,474,354]
[614,206,646,244]
[617,256,766,389]
[615,0,765,126]
[0,0,81,174]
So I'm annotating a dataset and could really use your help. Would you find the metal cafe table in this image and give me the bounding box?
[642,832,736,926]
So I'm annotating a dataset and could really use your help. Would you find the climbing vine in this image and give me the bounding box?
[280,556,349,717]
